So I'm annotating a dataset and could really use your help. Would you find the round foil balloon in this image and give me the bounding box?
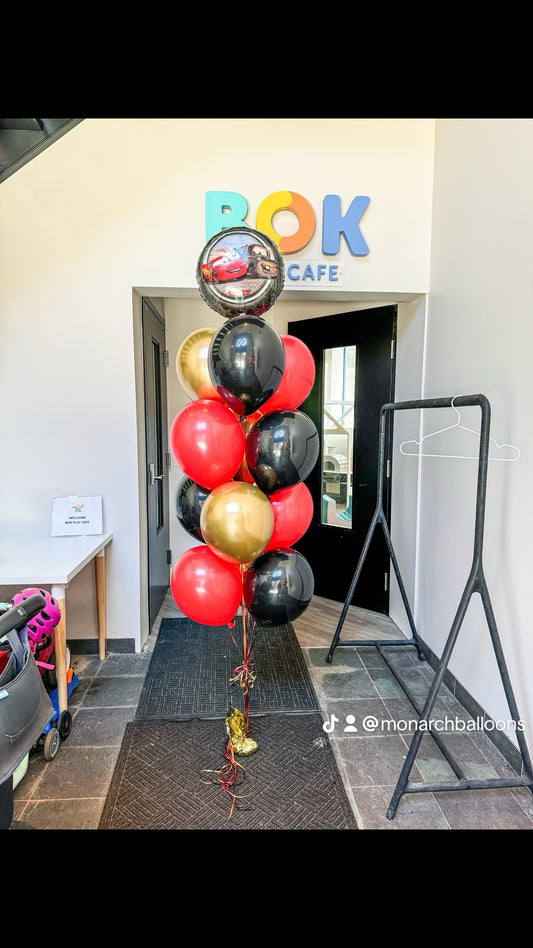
[196,227,285,319]
[200,481,274,565]
[175,476,211,542]
[243,548,315,625]
[208,315,285,417]
[176,327,223,403]
[245,409,320,494]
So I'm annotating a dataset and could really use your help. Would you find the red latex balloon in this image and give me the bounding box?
[169,399,245,491]
[246,410,263,426]
[264,481,314,551]
[197,379,225,403]
[233,417,255,483]
[170,546,242,626]
[257,335,315,414]
[233,451,255,484]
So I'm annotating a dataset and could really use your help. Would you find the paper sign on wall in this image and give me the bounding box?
[51,496,103,536]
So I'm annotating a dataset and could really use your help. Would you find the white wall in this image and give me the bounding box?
[416,119,533,751]
[0,118,434,652]
[388,296,428,631]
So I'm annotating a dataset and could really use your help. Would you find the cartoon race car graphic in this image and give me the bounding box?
[245,244,281,279]
[201,247,248,283]
[201,243,281,284]
[224,285,251,300]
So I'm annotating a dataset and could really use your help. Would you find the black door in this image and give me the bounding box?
[289,306,396,613]
[142,299,170,628]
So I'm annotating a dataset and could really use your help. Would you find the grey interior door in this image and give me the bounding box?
[289,306,396,613]
[142,298,170,628]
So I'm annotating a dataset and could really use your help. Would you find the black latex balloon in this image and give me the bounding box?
[245,409,319,494]
[174,476,211,542]
[208,315,285,417]
[243,548,315,625]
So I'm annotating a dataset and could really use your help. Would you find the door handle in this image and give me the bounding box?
[149,463,166,486]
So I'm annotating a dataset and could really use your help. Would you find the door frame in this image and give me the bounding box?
[133,292,418,646]
[289,305,397,613]
[141,297,170,631]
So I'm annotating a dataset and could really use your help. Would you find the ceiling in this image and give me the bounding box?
[0,119,83,184]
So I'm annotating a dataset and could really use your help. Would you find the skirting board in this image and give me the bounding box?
[67,638,135,655]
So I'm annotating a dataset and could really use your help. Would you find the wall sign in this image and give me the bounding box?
[51,495,103,536]
[284,261,343,287]
[205,190,370,290]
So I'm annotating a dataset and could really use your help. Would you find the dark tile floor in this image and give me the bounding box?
[9,594,533,831]
[307,644,533,830]
[11,649,152,830]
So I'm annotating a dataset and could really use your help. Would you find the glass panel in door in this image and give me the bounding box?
[321,345,356,528]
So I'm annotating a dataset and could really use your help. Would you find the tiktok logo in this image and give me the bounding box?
[322,714,339,733]
[322,713,358,733]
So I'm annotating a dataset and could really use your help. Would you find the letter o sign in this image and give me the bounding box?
[255,190,315,255]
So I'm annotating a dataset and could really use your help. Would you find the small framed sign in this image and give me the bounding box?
[51,496,103,536]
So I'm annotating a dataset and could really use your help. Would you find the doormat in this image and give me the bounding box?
[98,714,358,830]
[135,617,320,721]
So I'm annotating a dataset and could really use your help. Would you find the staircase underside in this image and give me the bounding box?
[0,119,82,184]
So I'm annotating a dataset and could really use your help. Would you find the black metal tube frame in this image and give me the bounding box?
[325,394,533,820]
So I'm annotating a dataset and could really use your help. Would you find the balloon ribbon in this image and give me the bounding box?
[202,567,258,817]
[231,567,258,740]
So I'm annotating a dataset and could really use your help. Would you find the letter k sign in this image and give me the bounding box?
[322,195,370,255]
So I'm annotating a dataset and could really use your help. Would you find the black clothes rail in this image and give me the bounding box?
[326,394,533,820]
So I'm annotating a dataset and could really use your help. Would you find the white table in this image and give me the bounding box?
[0,533,113,712]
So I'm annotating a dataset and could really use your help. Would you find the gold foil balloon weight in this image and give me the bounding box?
[225,705,258,757]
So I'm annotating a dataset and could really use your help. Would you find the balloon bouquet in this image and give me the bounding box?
[169,227,318,810]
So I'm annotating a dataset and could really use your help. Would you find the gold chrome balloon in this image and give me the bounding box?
[176,327,220,402]
[200,481,274,565]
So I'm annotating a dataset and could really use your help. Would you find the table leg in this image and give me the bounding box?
[95,550,106,660]
[51,584,67,713]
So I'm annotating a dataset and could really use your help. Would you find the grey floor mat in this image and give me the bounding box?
[135,617,320,721]
[99,714,357,830]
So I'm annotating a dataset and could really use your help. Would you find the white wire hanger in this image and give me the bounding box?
[399,396,521,461]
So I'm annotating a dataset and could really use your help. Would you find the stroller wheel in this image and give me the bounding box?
[57,710,73,741]
[43,728,60,760]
